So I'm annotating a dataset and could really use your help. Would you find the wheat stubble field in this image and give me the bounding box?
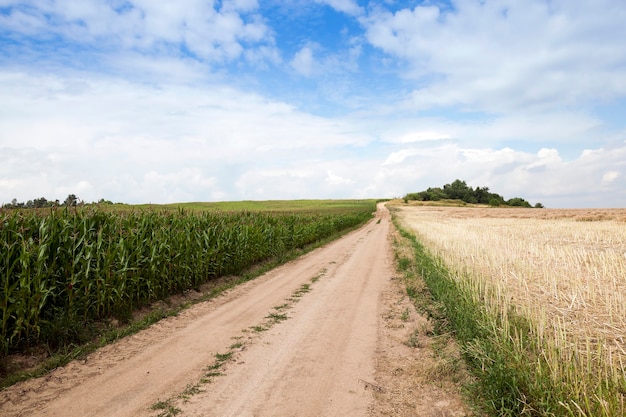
[392,204,626,416]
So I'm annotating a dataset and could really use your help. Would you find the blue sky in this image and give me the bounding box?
[1,0,625,207]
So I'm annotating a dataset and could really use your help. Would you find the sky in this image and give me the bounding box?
[1,0,625,208]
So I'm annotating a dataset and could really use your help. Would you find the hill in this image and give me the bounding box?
[404,179,543,208]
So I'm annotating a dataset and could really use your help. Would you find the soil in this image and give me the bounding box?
[0,204,472,417]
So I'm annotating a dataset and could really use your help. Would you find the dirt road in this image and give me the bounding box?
[0,204,470,417]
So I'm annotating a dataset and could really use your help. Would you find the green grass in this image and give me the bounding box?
[229,341,243,349]
[178,383,204,401]
[128,199,378,213]
[400,307,410,322]
[296,283,311,293]
[151,399,181,417]
[250,325,268,332]
[265,312,288,323]
[214,351,233,362]
[394,222,523,415]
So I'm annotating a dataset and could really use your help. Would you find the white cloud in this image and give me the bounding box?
[602,171,620,184]
[0,71,371,203]
[383,149,421,165]
[314,0,363,16]
[363,0,626,113]
[291,46,315,77]
[326,170,353,185]
[371,110,602,150]
[287,40,364,83]
[235,168,316,200]
[396,131,452,143]
[2,68,623,207]
[222,0,259,13]
[0,0,275,64]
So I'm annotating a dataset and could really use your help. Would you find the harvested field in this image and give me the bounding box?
[391,204,626,416]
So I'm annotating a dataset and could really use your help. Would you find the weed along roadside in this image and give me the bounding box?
[374,217,475,417]
[390,203,626,417]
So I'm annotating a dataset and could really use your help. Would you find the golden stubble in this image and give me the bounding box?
[392,204,626,392]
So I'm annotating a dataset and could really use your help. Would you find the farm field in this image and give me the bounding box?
[109,199,376,213]
[0,200,377,366]
[391,203,626,416]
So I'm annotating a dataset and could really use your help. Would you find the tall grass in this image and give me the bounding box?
[0,203,374,356]
[392,205,626,416]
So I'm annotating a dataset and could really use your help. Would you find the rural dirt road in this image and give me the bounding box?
[1,204,470,417]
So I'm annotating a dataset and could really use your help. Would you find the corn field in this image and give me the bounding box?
[0,203,374,356]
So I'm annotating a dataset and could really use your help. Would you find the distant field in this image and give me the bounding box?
[125,199,379,212]
[390,203,626,416]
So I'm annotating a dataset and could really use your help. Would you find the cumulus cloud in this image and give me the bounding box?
[291,46,315,77]
[396,131,452,143]
[288,41,364,83]
[383,149,421,166]
[0,0,275,65]
[314,0,363,16]
[602,171,620,184]
[362,0,626,113]
[325,170,353,185]
[222,0,260,13]
[0,71,371,203]
[371,110,602,151]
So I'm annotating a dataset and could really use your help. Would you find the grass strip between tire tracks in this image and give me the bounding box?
[149,269,328,416]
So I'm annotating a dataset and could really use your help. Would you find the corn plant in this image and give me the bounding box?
[0,202,374,356]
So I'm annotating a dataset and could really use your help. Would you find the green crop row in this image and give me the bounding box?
[0,203,374,355]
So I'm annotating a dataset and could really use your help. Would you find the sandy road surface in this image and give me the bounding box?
[1,204,394,417]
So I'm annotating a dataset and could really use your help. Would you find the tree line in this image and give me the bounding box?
[2,195,115,209]
[404,179,544,208]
